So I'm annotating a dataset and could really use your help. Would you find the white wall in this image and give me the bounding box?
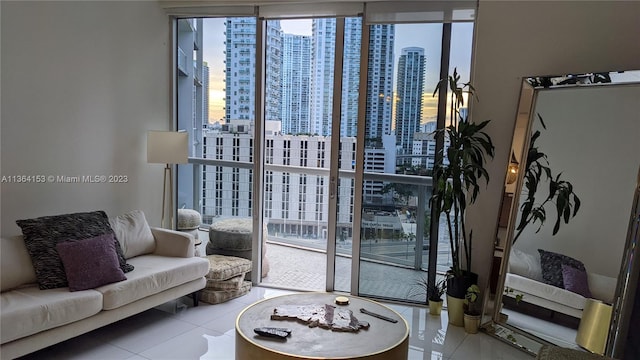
[514,84,640,278]
[1,1,170,236]
[468,1,640,289]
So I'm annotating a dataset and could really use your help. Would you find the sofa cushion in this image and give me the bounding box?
[562,264,592,298]
[206,274,245,290]
[16,211,133,289]
[0,285,102,343]
[57,234,127,291]
[0,236,37,291]
[538,249,586,288]
[588,273,617,304]
[200,280,251,305]
[109,210,155,259]
[96,254,209,310]
[205,254,252,281]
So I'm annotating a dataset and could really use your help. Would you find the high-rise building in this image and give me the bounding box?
[365,24,395,141]
[310,19,394,140]
[395,47,425,165]
[265,21,283,122]
[225,18,282,123]
[362,24,395,207]
[281,34,311,135]
[202,121,355,238]
[340,18,363,138]
[310,18,336,136]
[412,121,450,170]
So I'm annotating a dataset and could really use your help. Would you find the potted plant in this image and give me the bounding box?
[409,276,447,315]
[512,115,580,243]
[431,68,495,325]
[427,278,447,315]
[464,284,482,333]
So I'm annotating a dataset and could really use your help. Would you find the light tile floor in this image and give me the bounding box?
[19,287,535,360]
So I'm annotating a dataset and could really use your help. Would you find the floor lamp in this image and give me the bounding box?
[147,131,188,229]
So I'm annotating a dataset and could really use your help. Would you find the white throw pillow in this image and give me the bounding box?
[509,248,544,281]
[0,236,37,291]
[109,210,155,259]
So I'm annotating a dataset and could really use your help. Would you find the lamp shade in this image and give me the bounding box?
[147,131,188,164]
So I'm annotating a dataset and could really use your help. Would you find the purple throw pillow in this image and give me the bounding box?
[56,233,127,292]
[562,264,592,298]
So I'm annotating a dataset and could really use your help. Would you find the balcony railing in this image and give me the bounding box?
[184,157,452,274]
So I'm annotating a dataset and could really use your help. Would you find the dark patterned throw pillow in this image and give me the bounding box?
[16,210,133,290]
[538,249,586,289]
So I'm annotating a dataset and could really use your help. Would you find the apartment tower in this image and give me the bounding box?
[281,33,311,134]
[395,47,425,166]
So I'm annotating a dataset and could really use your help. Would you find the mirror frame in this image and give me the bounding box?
[482,71,640,358]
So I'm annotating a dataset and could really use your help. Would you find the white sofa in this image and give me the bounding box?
[505,249,617,319]
[0,211,210,359]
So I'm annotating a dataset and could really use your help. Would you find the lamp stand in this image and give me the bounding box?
[161,164,174,229]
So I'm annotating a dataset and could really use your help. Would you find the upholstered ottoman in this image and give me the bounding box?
[177,209,202,256]
[206,218,269,277]
[200,255,252,304]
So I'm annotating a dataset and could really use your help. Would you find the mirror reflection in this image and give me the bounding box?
[486,71,640,357]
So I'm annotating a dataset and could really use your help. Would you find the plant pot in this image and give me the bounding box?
[428,299,443,315]
[464,313,481,334]
[446,295,465,326]
[446,271,478,298]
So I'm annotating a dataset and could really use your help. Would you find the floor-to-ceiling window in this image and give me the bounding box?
[172,1,475,302]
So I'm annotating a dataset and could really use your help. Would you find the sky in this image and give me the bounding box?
[200,18,474,124]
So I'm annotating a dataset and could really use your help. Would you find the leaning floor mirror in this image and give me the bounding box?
[481,70,640,359]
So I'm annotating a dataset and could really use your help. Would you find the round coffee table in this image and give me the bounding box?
[235,293,409,359]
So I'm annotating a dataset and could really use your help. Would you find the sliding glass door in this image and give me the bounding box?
[355,21,475,302]
[259,17,362,292]
[174,3,475,301]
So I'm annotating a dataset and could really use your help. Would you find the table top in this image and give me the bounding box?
[235,292,409,359]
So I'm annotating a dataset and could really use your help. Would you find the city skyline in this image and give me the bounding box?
[202,18,473,125]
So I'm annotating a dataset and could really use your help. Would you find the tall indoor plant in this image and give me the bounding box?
[431,69,495,324]
[513,115,581,243]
